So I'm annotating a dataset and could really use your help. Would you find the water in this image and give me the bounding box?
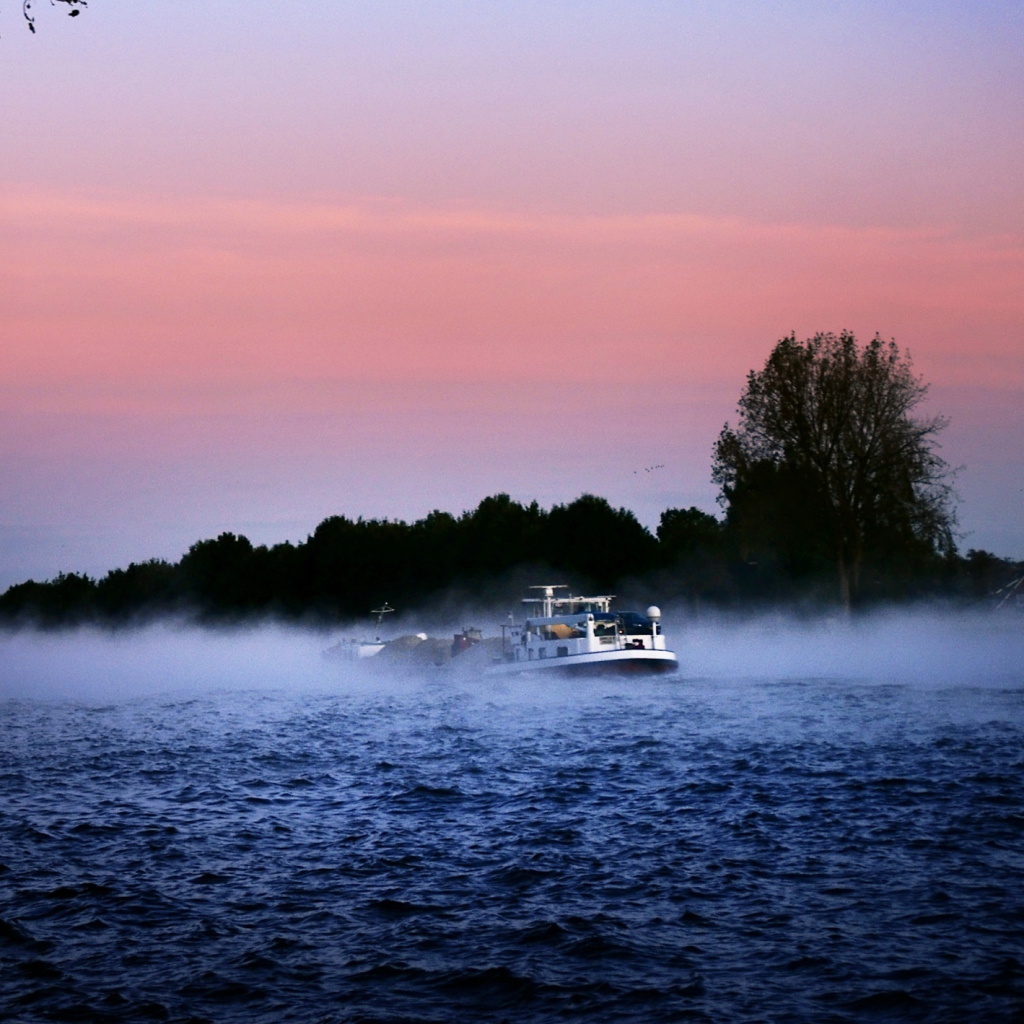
[1,618,1023,1023]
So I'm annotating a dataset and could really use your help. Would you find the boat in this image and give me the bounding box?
[485,585,678,676]
[323,603,398,661]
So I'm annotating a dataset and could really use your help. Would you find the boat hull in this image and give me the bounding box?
[484,648,678,677]
[323,640,386,661]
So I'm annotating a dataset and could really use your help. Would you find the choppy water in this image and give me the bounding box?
[2,618,1023,1023]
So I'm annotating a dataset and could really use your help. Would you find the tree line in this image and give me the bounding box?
[0,492,1015,627]
[2,332,1019,625]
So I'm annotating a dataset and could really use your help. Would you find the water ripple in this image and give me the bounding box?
[1,676,1023,1022]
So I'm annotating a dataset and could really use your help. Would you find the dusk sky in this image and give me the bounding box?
[2,0,1022,586]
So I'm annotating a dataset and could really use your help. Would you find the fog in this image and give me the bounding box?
[0,622,344,702]
[1,606,1021,703]
[675,607,1024,688]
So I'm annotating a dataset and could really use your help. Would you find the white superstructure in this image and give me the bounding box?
[323,602,394,661]
[486,586,678,676]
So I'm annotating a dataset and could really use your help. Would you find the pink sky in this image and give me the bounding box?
[1,2,1022,583]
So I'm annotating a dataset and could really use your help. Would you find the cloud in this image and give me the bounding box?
[1,186,1021,397]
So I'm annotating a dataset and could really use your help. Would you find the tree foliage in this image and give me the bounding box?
[0,487,1014,626]
[713,331,957,606]
[0,494,662,625]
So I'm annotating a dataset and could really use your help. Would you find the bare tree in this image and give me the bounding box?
[18,0,86,34]
[713,331,956,608]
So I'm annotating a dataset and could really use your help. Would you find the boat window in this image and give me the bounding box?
[617,612,654,636]
[538,623,584,640]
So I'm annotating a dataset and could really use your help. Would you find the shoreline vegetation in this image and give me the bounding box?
[0,492,1019,629]
[4,333,1020,627]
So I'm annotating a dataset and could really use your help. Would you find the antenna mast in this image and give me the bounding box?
[370,602,394,640]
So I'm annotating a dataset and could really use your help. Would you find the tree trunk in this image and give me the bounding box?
[849,542,863,605]
[837,548,852,613]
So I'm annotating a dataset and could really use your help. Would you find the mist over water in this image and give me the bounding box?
[680,607,1024,688]
[2,610,1022,1022]
[0,622,343,702]
[1,606,1021,699]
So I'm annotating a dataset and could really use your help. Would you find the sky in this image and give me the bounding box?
[1,0,1022,586]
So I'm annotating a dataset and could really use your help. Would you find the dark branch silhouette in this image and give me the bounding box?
[19,0,85,34]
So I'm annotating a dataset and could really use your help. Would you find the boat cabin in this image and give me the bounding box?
[500,586,667,665]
